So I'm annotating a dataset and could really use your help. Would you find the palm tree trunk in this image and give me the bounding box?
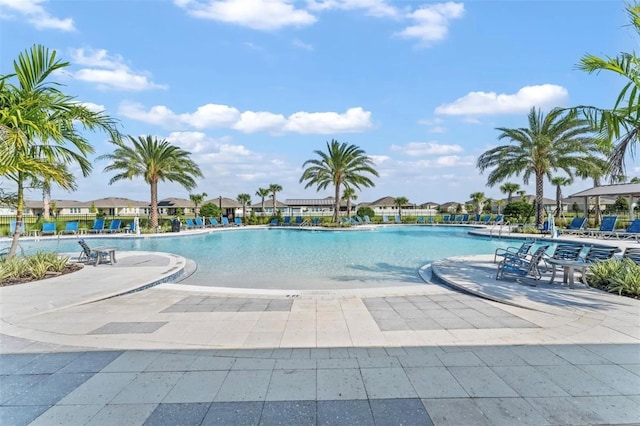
[261,198,265,218]
[535,172,544,226]
[334,184,340,223]
[593,178,602,226]
[8,174,24,258]
[150,180,158,230]
[272,194,276,216]
[243,205,246,223]
[43,181,51,221]
[555,186,561,218]
[507,192,513,204]
[347,200,351,218]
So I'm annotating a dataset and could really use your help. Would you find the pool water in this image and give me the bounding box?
[13,226,521,289]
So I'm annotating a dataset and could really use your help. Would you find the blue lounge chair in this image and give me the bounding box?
[472,214,481,223]
[185,218,197,229]
[494,240,534,263]
[234,217,243,226]
[382,215,390,223]
[8,220,26,235]
[269,218,279,226]
[417,216,425,224]
[496,245,549,281]
[364,215,371,224]
[356,216,364,225]
[282,216,291,226]
[622,247,640,264]
[221,217,230,226]
[195,217,205,228]
[614,219,640,240]
[426,217,434,224]
[125,221,136,233]
[481,215,492,225]
[41,222,57,236]
[105,219,122,233]
[293,216,303,226]
[88,218,105,233]
[77,239,117,266]
[60,221,79,235]
[312,218,320,226]
[492,214,504,225]
[587,216,618,238]
[394,214,401,224]
[560,217,587,235]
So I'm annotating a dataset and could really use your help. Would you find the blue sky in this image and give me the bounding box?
[1,0,637,205]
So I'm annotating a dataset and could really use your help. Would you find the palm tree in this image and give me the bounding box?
[300,139,379,223]
[568,2,640,177]
[631,177,640,183]
[237,193,251,223]
[576,155,611,226]
[550,176,572,217]
[499,182,520,204]
[394,196,409,220]
[189,192,207,218]
[256,187,270,217]
[268,183,282,216]
[469,192,485,215]
[99,135,203,230]
[342,187,357,217]
[517,190,527,201]
[477,107,597,226]
[0,44,120,258]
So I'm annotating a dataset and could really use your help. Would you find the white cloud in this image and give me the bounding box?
[307,0,400,18]
[435,84,569,116]
[0,0,74,31]
[391,142,463,156]
[70,48,167,91]
[435,155,475,167]
[395,2,464,45]
[174,0,316,30]
[418,117,446,133]
[292,38,314,51]
[120,102,374,135]
[78,102,105,113]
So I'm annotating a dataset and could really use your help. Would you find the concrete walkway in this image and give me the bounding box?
[1,237,639,425]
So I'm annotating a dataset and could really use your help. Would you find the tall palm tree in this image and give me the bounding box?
[268,183,282,216]
[256,187,270,217]
[342,187,357,217]
[0,44,120,258]
[394,196,409,220]
[550,176,572,217]
[499,182,520,204]
[469,192,485,214]
[300,139,378,223]
[568,2,640,177]
[477,107,596,225]
[189,192,207,218]
[237,193,251,223]
[28,163,75,221]
[99,135,203,230]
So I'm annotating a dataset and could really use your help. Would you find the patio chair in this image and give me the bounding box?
[417,216,425,224]
[382,215,390,223]
[293,216,303,226]
[208,218,221,227]
[481,215,492,225]
[282,216,291,226]
[364,215,371,224]
[442,215,450,223]
[88,218,106,233]
[614,219,640,240]
[269,218,279,226]
[185,218,197,229]
[356,216,364,225]
[195,217,205,228]
[8,220,25,236]
[622,247,640,264]
[587,216,618,238]
[496,245,550,281]
[105,219,122,233]
[124,221,136,233]
[312,218,320,226]
[543,243,584,274]
[77,239,117,266]
[394,214,401,224]
[234,217,243,226]
[583,245,618,262]
[221,217,231,226]
[559,217,587,235]
[472,214,481,224]
[426,217,434,224]
[494,240,534,263]
[60,221,79,235]
[41,222,57,236]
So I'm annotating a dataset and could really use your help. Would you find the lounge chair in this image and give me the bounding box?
[221,217,231,226]
[461,214,470,224]
[209,218,221,227]
[282,216,291,226]
[417,216,425,224]
[559,216,587,235]
[496,245,550,281]
[195,217,205,228]
[269,218,279,226]
[364,215,371,224]
[356,216,364,225]
[41,222,57,236]
[442,215,450,223]
[293,216,303,226]
[543,244,584,274]
[311,218,320,226]
[88,218,106,233]
[583,245,618,262]
[77,239,117,266]
[494,240,534,263]
[587,216,618,238]
[394,215,401,224]
[8,220,25,236]
[491,214,504,225]
[382,215,390,223]
[472,214,481,224]
[614,219,640,240]
[124,221,136,233]
[426,217,434,224]
[185,218,197,229]
[622,247,640,264]
[481,215,492,225]
[234,217,243,226]
[60,221,79,235]
[105,219,122,233]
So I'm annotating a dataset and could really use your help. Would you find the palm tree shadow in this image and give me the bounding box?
[330,262,425,284]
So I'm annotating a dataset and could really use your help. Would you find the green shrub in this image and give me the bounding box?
[586,258,640,296]
[503,201,535,224]
[0,252,70,282]
[356,206,375,219]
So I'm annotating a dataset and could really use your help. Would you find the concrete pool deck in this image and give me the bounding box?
[1,230,639,425]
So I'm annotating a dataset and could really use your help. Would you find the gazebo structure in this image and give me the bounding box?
[568,183,640,222]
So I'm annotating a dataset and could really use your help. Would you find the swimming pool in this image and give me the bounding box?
[12,226,520,290]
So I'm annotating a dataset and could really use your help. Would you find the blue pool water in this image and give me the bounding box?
[12,226,520,289]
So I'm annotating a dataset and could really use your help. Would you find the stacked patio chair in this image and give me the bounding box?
[495,245,550,281]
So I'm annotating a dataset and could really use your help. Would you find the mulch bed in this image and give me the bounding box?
[0,263,83,287]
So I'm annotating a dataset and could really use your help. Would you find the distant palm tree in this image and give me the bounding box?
[268,183,282,216]
[394,196,409,220]
[517,190,527,201]
[496,199,505,214]
[499,182,520,204]
[189,192,207,218]
[550,177,572,217]
[256,187,270,217]
[300,140,379,223]
[342,187,358,217]
[469,192,485,215]
[28,162,75,221]
[100,135,203,230]
[576,155,611,226]
[237,193,251,223]
[477,107,596,225]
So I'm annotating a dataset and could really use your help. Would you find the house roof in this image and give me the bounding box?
[204,197,242,208]
[249,198,288,208]
[91,197,148,208]
[285,198,346,207]
[419,201,440,207]
[157,197,193,208]
[569,183,640,198]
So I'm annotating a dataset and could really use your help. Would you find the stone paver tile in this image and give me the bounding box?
[491,366,569,398]
[436,351,485,367]
[89,321,167,334]
[214,370,272,402]
[0,405,50,426]
[317,400,374,425]
[188,356,235,371]
[111,372,183,404]
[405,367,468,398]
[243,332,285,348]
[0,373,48,404]
[421,398,492,426]
[544,344,610,365]
[536,365,619,396]
[524,396,605,425]
[265,369,316,401]
[143,402,210,425]
[621,363,640,377]
[57,351,123,373]
[316,358,359,369]
[163,371,227,403]
[356,356,401,368]
[30,404,104,426]
[260,400,316,426]
[473,397,550,426]
[406,318,442,330]
[370,398,434,426]
[577,364,640,395]
[509,346,569,366]
[569,396,640,424]
[87,403,157,425]
[0,353,40,374]
[309,349,331,359]
[471,347,527,366]
[274,358,317,370]
[448,367,518,398]
[397,354,444,368]
[6,372,93,406]
[15,352,82,374]
[376,318,410,331]
[328,348,350,359]
[433,318,473,329]
[101,351,161,372]
[581,344,640,364]
[231,358,275,370]
[269,349,292,359]
[58,372,137,405]
[360,367,416,399]
[317,369,367,400]
[144,352,197,372]
[290,349,311,358]
[201,401,263,426]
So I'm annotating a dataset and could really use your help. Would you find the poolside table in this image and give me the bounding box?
[91,246,117,266]
[546,258,587,289]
